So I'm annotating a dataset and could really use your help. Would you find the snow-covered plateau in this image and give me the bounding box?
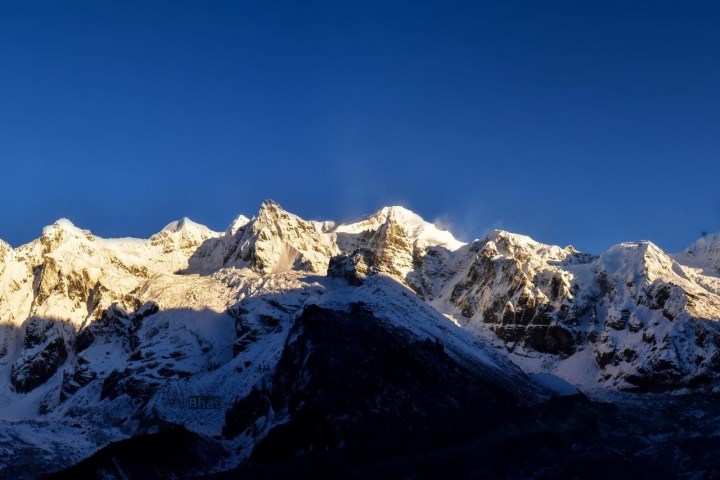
[2,200,720,478]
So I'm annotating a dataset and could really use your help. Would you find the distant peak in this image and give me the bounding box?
[227,214,250,236]
[260,199,283,210]
[256,199,301,222]
[160,217,215,236]
[480,230,579,260]
[53,218,77,229]
[162,217,193,233]
[334,205,464,251]
[42,218,86,237]
[602,240,673,267]
[333,206,423,230]
[685,231,720,251]
[38,219,94,248]
[486,229,537,245]
[671,230,720,271]
[371,205,425,225]
[613,240,661,252]
[379,205,417,217]
[257,199,282,216]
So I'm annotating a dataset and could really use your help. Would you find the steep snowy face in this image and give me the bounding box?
[150,217,220,263]
[0,218,221,329]
[15,220,144,327]
[0,218,230,407]
[596,241,720,321]
[226,214,251,236]
[0,240,31,326]
[585,241,720,390]
[419,231,720,392]
[221,201,339,274]
[430,230,586,355]
[333,206,464,285]
[184,203,465,279]
[2,203,467,324]
[335,206,463,252]
[674,231,720,275]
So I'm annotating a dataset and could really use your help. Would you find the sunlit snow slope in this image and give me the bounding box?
[2,200,720,477]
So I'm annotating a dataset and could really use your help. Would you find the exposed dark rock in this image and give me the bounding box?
[101,369,158,401]
[233,331,259,357]
[223,303,537,464]
[522,323,575,355]
[60,359,97,401]
[606,310,631,330]
[628,318,643,333]
[223,387,272,439]
[596,348,615,369]
[327,249,379,285]
[75,302,158,354]
[47,426,225,480]
[650,284,673,310]
[11,319,69,393]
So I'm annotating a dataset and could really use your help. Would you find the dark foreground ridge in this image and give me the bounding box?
[47,305,720,480]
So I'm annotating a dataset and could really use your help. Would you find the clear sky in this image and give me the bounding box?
[1,1,718,253]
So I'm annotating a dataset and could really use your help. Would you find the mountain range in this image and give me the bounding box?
[2,200,720,479]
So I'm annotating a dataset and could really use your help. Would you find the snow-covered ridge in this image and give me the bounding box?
[673,231,720,275]
[0,202,467,329]
[334,205,465,251]
[0,201,528,476]
[0,216,221,329]
[2,201,719,341]
[3,208,720,389]
[2,200,720,476]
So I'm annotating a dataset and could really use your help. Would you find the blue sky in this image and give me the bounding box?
[1,1,718,252]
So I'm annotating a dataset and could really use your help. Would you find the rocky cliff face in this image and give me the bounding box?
[2,201,720,477]
[416,232,720,393]
[227,200,338,274]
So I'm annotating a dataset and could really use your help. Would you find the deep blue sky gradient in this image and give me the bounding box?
[1,1,719,252]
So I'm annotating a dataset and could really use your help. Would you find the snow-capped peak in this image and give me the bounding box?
[598,240,680,283]
[674,231,720,275]
[481,229,575,263]
[222,201,337,274]
[162,217,193,233]
[226,214,250,236]
[260,199,281,209]
[379,205,423,222]
[483,229,539,249]
[42,218,89,238]
[334,205,464,252]
[256,199,302,222]
[155,217,218,239]
[50,218,78,230]
[335,205,424,233]
[35,219,97,254]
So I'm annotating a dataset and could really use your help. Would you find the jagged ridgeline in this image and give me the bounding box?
[1,200,720,478]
